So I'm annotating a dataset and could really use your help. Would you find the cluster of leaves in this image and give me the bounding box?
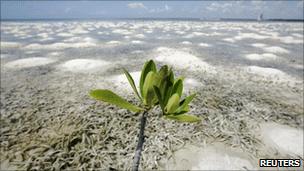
[90,60,200,122]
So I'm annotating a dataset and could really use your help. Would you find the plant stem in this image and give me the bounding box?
[132,110,148,171]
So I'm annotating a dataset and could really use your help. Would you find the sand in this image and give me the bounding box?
[164,144,256,170]
[260,123,303,157]
[4,57,56,69]
[245,53,277,61]
[59,59,110,73]
[155,47,217,74]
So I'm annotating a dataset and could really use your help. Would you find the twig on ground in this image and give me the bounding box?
[132,110,148,171]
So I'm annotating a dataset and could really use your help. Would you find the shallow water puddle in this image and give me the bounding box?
[163,144,256,170]
[260,122,303,157]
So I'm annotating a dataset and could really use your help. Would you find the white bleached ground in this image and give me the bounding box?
[154,47,217,74]
[251,43,267,48]
[106,40,122,45]
[1,42,22,48]
[245,66,289,79]
[245,53,278,61]
[263,46,290,54]
[59,59,110,73]
[164,144,256,170]
[25,42,97,50]
[4,57,56,69]
[180,41,192,45]
[131,40,144,44]
[106,71,141,93]
[184,78,203,91]
[198,43,211,47]
[259,123,303,157]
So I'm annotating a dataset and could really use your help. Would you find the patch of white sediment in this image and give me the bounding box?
[164,144,256,170]
[106,41,121,45]
[251,43,267,48]
[25,41,97,50]
[278,36,303,44]
[5,57,56,69]
[1,42,22,48]
[245,53,277,61]
[57,33,74,37]
[106,71,141,93]
[180,41,192,45]
[155,47,216,74]
[198,43,211,47]
[223,38,236,43]
[235,33,268,40]
[59,59,110,73]
[244,66,300,85]
[134,34,145,39]
[263,46,290,54]
[131,40,144,44]
[260,123,303,157]
[245,66,287,78]
[184,78,202,91]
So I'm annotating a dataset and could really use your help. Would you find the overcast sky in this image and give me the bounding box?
[1,1,303,20]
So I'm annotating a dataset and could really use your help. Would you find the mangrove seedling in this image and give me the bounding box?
[89,60,200,171]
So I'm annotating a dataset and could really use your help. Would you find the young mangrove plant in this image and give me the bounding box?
[89,60,200,171]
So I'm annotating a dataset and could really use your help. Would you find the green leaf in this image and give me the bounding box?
[142,71,157,106]
[153,86,164,112]
[176,94,196,113]
[123,68,142,101]
[165,114,201,122]
[165,93,180,114]
[168,68,175,84]
[171,79,183,97]
[158,65,169,79]
[90,89,144,112]
[159,75,171,96]
[175,105,189,115]
[163,79,173,106]
[140,60,156,97]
